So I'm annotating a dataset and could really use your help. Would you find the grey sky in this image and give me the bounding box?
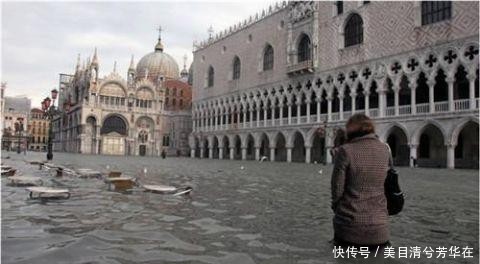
[1,1,274,107]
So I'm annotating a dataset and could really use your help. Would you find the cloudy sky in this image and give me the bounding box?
[1,0,274,107]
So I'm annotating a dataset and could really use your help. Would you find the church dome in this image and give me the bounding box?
[136,36,179,80]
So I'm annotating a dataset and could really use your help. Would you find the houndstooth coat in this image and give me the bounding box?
[331,133,391,245]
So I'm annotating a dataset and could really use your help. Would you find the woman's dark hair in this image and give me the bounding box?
[346,114,375,135]
[333,128,346,147]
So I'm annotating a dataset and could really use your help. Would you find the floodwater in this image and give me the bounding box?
[1,152,478,264]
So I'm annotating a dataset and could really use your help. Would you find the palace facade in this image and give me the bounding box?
[189,1,479,168]
[52,32,192,156]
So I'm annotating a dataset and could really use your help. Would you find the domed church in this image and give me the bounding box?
[52,30,192,156]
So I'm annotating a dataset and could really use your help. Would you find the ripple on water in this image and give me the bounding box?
[189,218,242,234]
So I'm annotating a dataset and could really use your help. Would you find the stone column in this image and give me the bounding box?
[305,146,311,164]
[256,108,260,127]
[241,147,247,160]
[220,114,224,130]
[296,103,301,124]
[339,96,344,120]
[200,147,204,158]
[190,149,195,158]
[364,92,370,116]
[214,112,218,131]
[219,147,224,160]
[316,99,321,122]
[427,78,435,113]
[226,112,230,129]
[255,147,260,161]
[271,107,276,126]
[446,75,454,111]
[326,147,332,164]
[410,78,417,115]
[393,83,400,116]
[249,109,254,128]
[409,144,417,168]
[287,103,292,125]
[468,72,476,110]
[270,147,275,162]
[351,94,356,114]
[208,147,213,159]
[263,107,267,127]
[243,111,247,128]
[230,147,235,160]
[447,144,456,169]
[279,105,284,126]
[237,111,241,127]
[306,100,311,123]
[327,97,332,121]
[286,147,292,163]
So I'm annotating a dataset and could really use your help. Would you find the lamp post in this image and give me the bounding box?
[42,88,59,160]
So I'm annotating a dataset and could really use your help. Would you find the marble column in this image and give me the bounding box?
[296,103,301,124]
[394,88,399,116]
[255,147,260,161]
[447,144,455,169]
[468,72,476,110]
[409,144,417,168]
[219,147,224,160]
[339,96,344,120]
[230,147,235,160]
[446,76,454,111]
[410,79,417,115]
[190,149,195,158]
[270,147,275,162]
[208,147,213,159]
[327,98,332,121]
[287,103,292,125]
[286,147,292,163]
[241,147,247,160]
[200,147,204,158]
[256,109,260,127]
[351,95,356,114]
[306,101,311,123]
[279,106,284,126]
[263,107,267,127]
[305,147,311,164]
[427,78,435,113]
[271,107,276,126]
[316,99,321,122]
[364,92,370,116]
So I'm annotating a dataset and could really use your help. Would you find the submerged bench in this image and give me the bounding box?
[8,176,43,187]
[143,185,193,196]
[76,168,103,179]
[105,176,136,191]
[26,187,70,199]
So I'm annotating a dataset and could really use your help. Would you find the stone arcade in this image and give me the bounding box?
[189,1,479,169]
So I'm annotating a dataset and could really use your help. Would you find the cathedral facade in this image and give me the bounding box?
[52,33,192,156]
[189,1,479,168]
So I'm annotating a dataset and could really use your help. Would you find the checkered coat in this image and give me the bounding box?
[331,133,391,245]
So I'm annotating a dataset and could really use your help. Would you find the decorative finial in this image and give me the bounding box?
[91,47,98,65]
[183,54,187,70]
[76,53,81,70]
[129,55,135,70]
[208,26,214,40]
[155,25,164,52]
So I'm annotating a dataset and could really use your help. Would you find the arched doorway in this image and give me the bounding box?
[212,136,219,159]
[311,131,325,164]
[222,136,230,159]
[100,115,127,155]
[246,134,255,160]
[417,124,446,168]
[258,133,269,158]
[386,126,409,166]
[292,132,305,162]
[455,121,479,169]
[194,137,200,158]
[136,117,154,156]
[233,135,242,160]
[275,133,287,162]
[85,116,97,154]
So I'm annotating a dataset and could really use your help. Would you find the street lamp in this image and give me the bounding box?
[42,88,60,160]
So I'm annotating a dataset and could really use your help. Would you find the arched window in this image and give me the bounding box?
[101,115,127,135]
[421,1,452,25]
[233,56,241,80]
[336,1,343,15]
[344,14,363,47]
[263,44,274,71]
[207,66,214,87]
[297,34,311,62]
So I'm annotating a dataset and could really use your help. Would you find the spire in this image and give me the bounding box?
[113,61,117,73]
[208,26,214,40]
[91,47,98,66]
[183,54,187,70]
[129,55,135,70]
[75,53,81,71]
[154,25,164,52]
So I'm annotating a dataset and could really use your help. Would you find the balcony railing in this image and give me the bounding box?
[287,60,314,75]
[196,99,479,132]
[416,103,429,114]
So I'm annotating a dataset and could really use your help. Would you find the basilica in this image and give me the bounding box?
[52,32,192,156]
[189,1,479,169]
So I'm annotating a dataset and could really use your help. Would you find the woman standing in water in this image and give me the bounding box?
[331,114,391,248]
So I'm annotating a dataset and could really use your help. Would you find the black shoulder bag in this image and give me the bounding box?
[384,149,404,215]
